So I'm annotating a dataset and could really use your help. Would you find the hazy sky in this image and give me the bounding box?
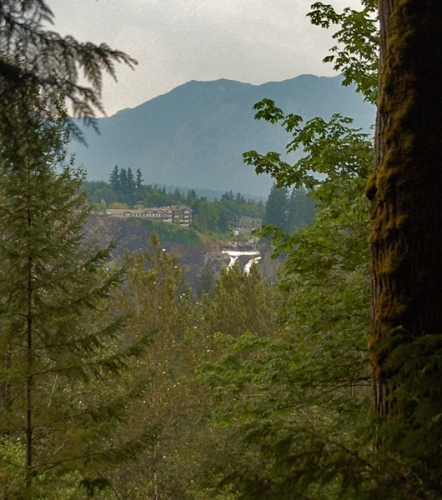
[53,0,362,116]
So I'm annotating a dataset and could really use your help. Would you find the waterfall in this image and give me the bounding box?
[244,256,262,274]
[222,250,261,274]
[227,255,238,270]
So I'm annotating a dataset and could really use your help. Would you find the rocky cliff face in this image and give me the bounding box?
[204,252,232,274]
[85,213,205,272]
[84,215,278,289]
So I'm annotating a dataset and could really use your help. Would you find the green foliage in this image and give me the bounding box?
[264,184,289,229]
[246,100,373,278]
[197,66,376,496]
[245,102,373,192]
[0,85,149,497]
[287,187,316,234]
[84,174,266,236]
[0,2,397,498]
[264,184,316,233]
[308,0,379,103]
[195,263,217,300]
[0,438,89,500]
[103,234,209,499]
[0,437,25,498]
[0,0,136,129]
[137,218,203,246]
[200,262,277,339]
[199,253,373,498]
[364,330,442,499]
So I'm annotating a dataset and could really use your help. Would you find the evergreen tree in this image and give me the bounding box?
[127,167,135,192]
[221,191,234,202]
[217,209,230,233]
[195,264,217,300]
[264,184,288,229]
[0,85,148,497]
[186,189,198,205]
[235,192,245,204]
[286,187,316,234]
[0,0,136,126]
[135,168,143,188]
[119,167,128,194]
[195,202,209,233]
[201,263,276,339]
[109,165,121,191]
[172,187,182,204]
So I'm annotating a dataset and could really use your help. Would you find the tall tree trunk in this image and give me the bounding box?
[26,173,33,491]
[367,0,442,415]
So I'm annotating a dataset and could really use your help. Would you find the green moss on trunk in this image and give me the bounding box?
[369,0,442,399]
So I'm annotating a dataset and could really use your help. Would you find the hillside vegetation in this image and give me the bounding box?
[83,168,315,238]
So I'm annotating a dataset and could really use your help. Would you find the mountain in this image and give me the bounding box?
[70,75,375,197]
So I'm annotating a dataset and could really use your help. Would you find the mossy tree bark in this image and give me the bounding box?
[367,0,442,416]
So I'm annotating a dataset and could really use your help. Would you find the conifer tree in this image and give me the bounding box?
[186,189,198,205]
[286,187,316,234]
[127,167,135,193]
[119,167,128,194]
[201,262,276,339]
[0,83,148,497]
[264,184,288,230]
[109,165,121,191]
[135,168,143,188]
[195,264,217,300]
[0,0,136,126]
[217,209,230,233]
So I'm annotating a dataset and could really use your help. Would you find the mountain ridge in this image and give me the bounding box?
[70,74,375,197]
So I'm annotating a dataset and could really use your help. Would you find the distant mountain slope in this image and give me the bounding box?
[71,75,374,197]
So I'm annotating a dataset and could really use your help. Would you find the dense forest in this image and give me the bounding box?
[1,0,442,499]
[83,169,315,237]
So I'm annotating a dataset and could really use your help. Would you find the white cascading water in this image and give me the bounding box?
[243,256,261,274]
[222,250,261,274]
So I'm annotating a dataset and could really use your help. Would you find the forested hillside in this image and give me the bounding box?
[83,168,315,237]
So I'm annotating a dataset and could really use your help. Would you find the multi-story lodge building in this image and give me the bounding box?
[106,205,192,226]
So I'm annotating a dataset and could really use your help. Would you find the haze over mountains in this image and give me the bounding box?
[71,75,375,197]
